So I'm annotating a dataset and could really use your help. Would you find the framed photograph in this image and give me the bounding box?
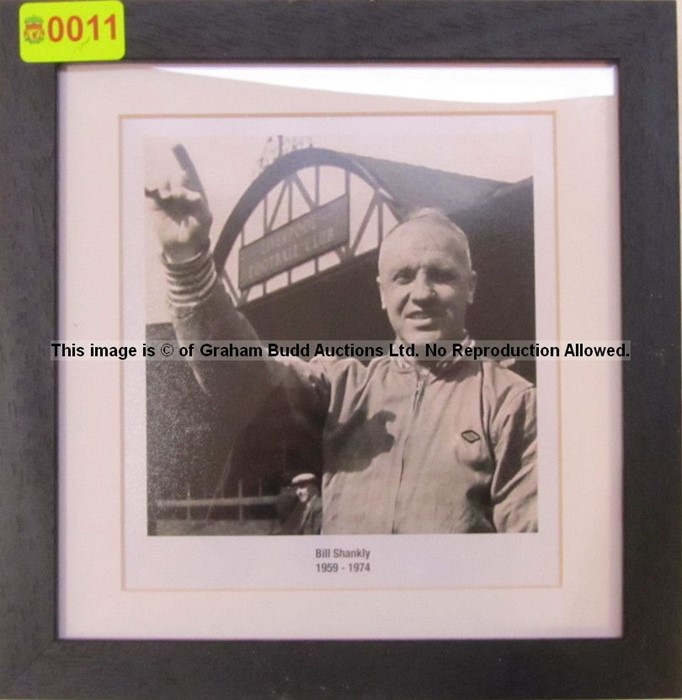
[1,1,679,698]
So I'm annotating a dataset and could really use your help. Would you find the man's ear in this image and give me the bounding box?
[468,271,478,305]
[377,275,386,310]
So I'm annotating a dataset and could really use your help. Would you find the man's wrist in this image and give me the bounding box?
[162,241,217,304]
[161,239,210,268]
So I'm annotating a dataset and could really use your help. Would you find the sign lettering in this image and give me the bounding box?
[239,195,349,289]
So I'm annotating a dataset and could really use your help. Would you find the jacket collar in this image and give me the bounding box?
[392,336,474,375]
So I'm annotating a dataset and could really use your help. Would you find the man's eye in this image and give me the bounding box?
[392,271,414,284]
[430,270,457,283]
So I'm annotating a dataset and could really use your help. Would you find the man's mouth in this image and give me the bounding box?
[406,311,439,322]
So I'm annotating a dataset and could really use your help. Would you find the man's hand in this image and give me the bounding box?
[145,144,213,264]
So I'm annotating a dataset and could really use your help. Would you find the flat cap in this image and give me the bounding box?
[291,473,317,486]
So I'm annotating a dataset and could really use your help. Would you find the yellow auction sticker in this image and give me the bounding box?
[20,1,125,63]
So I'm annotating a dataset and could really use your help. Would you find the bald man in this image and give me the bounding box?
[148,151,537,534]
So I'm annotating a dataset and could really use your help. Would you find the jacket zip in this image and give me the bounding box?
[391,369,428,532]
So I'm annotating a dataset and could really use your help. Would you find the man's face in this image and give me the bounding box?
[377,219,477,345]
[296,483,316,504]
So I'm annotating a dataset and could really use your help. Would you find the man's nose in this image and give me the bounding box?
[410,272,434,302]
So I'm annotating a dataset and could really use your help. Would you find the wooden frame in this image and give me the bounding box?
[1,1,679,697]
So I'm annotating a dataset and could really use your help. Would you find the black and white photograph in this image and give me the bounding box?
[144,125,538,539]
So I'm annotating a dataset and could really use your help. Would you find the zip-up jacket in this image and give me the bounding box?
[166,248,537,534]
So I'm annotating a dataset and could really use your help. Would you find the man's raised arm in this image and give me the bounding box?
[146,145,278,415]
[146,145,330,429]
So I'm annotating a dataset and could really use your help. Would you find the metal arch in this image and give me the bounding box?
[212,147,400,270]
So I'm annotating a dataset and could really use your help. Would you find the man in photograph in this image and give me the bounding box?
[146,147,537,535]
[278,473,323,535]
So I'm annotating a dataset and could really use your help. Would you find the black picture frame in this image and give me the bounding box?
[1,1,679,697]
